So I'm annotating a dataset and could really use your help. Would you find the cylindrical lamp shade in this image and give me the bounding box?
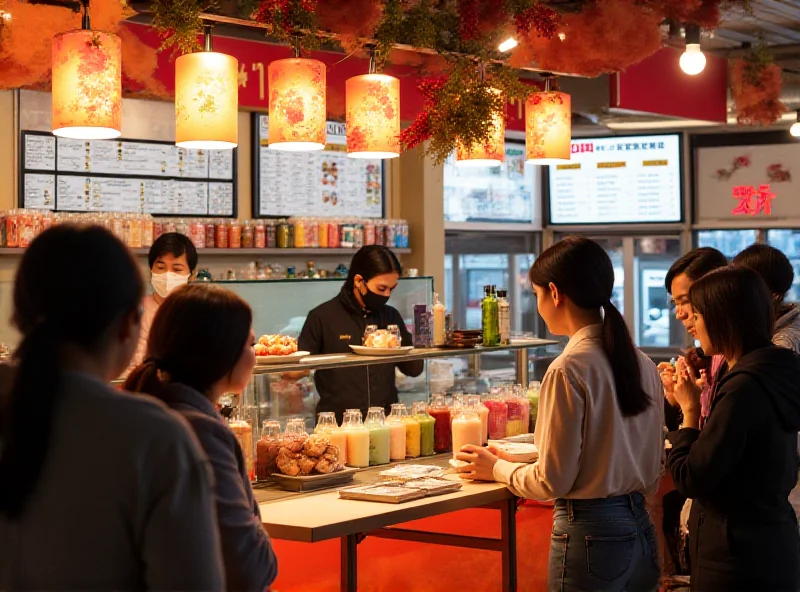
[525,91,571,164]
[346,74,400,159]
[175,51,238,150]
[456,90,505,167]
[52,30,122,140]
[268,58,326,151]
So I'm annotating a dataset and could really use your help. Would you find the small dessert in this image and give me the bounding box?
[364,329,399,349]
[256,335,299,356]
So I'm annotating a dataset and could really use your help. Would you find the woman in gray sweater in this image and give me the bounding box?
[126,283,278,592]
[0,225,223,591]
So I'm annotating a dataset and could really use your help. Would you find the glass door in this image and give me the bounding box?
[767,230,800,303]
[634,237,684,348]
[696,229,758,259]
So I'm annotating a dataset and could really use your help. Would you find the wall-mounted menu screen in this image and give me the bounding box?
[548,133,682,225]
[20,131,236,216]
[253,115,384,218]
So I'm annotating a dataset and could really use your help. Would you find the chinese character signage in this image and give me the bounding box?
[696,140,797,223]
[732,184,776,216]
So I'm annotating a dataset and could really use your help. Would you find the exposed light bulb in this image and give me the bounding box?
[791,121,800,138]
[0,10,10,22]
[498,37,518,52]
[680,44,706,75]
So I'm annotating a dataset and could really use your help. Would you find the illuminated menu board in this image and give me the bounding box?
[253,115,384,218]
[20,132,236,216]
[548,134,682,224]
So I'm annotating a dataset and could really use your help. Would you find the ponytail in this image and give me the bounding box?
[124,358,168,402]
[601,302,651,417]
[531,236,652,419]
[0,325,60,518]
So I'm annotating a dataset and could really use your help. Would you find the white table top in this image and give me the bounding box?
[259,480,513,543]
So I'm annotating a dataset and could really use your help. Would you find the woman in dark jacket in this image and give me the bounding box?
[668,266,800,592]
[299,245,424,422]
[126,283,278,592]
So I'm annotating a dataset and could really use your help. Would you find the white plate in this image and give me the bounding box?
[256,351,310,365]
[489,441,539,463]
[350,345,414,357]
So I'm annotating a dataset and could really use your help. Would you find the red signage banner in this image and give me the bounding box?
[610,47,727,123]
[124,22,536,131]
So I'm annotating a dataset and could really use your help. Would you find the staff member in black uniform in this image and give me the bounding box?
[299,245,424,423]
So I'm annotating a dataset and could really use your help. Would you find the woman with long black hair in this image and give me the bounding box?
[299,245,424,422]
[125,283,278,591]
[0,225,223,590]
[669,266,800,591]
[457,236,664,591]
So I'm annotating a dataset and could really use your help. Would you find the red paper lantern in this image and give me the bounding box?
[268,57,327,151]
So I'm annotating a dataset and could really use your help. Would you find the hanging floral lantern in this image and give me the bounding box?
[525,89,571,164]
[51,29,122,140]
[456,88,505,167]
[175,27,238,150]
[268,57,327,151]
[346,73,400,159]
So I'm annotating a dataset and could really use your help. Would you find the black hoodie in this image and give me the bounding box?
[668,345,800,591]
[298,288,424,423]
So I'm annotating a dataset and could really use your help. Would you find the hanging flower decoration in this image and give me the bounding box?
[731,46,786,126]
[252,0,319,49]
[400,60,531,165]
[510,0,663,77]
[150,0,207,56]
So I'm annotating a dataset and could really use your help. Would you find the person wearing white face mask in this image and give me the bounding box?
[131,232,198,367]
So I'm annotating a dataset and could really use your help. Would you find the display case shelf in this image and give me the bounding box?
[251,340,557,375]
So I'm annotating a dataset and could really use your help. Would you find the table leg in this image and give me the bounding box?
[501,497,518,592]
[340,534,358,592]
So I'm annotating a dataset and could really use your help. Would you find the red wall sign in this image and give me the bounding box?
[732,184,776,216]
[610,47,727,123]
[125,22,538,131]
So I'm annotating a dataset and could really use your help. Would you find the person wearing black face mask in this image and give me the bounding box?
[299,245,424,423]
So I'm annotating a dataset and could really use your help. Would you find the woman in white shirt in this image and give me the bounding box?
[457,236,664,592]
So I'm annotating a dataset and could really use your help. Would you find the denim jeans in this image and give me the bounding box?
[549,492,661,592]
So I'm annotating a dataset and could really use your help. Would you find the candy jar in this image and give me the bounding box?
[318,219,329,248]
[484,392,508,440]
[293,217,306,248]
[190,219,206,249]
[412,402,435,456]
[386,404,408,461]
[254,220,266,249]
[266,220,277,248]
[428,394,452,453]
[215,219,229,249]
[315,411,348,465]
[451,398,482,458]
[204,219,216,249]
[256,420,281,481]
[365,407,391,466]
[241,219,254,248]
[141,215,154,248]
[342,409,370,468]
[229,219,243,249]
[229,417,255,481]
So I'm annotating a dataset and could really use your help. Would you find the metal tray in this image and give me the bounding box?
[271,468,359,492]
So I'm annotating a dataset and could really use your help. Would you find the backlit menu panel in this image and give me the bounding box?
[548,134,682,224]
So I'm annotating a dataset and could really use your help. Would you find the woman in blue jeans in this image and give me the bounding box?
[458,236,664,591]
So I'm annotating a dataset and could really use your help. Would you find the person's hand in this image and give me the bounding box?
[454,445,500,482]
[674,358,702,427]
[657,362,677,405]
